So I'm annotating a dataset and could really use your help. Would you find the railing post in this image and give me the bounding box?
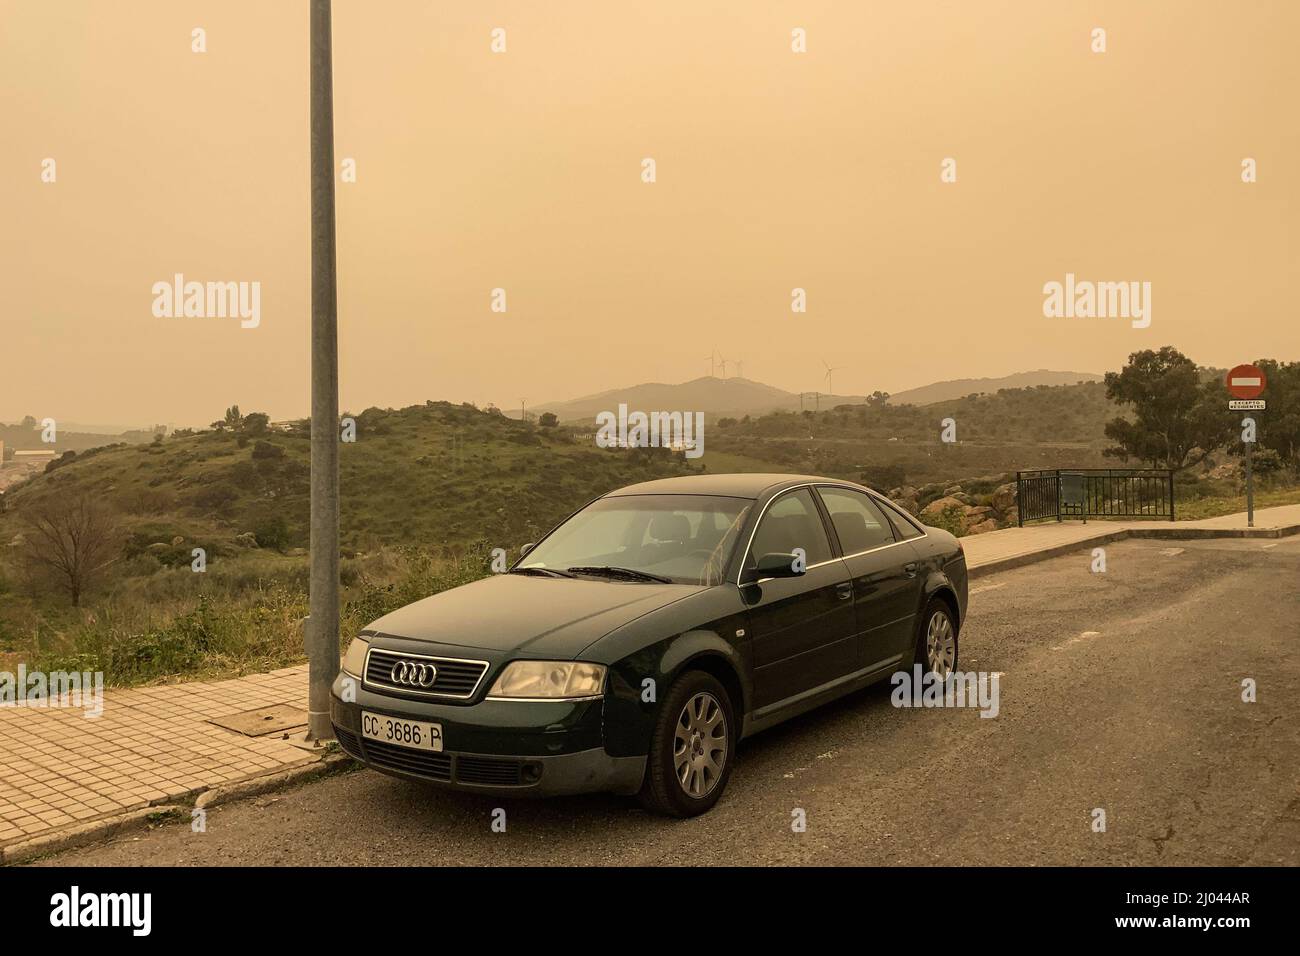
[1055,469,1062,522]
[1168,470,1175,522]
[1016,471,1023,527]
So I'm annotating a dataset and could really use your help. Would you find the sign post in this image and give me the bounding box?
[1226,364,1267,529]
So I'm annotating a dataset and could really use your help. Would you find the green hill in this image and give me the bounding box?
[0,401,707,560]
[711,381,1118,488]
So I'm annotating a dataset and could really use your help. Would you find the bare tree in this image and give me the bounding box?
[21,494,123,606]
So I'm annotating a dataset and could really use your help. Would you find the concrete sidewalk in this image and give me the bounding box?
[961,503,1300,577]
[2,502,1298,861]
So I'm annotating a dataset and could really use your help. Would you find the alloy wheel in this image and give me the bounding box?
[926,610,956,677]
[672,691,728,798]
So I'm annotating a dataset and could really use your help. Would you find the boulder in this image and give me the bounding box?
[991,482,1018,512]
[963,505,994,519]
[170,535,185,546]
[922,495,966,517]
[967,519,998,535]
[146,542,171,554]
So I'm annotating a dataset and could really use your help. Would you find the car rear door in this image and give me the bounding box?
[740,488,856,710]
[814,486,923,671]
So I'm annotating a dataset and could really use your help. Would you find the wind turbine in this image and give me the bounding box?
[703,352,715,378]
[734,359,744,379]
[717,354,728,379]
[822,359,845,396]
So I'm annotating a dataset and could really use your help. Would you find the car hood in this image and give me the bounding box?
[362,573,707,658]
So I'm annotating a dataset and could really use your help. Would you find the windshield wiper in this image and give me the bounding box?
[566,565,674,584]
[509,566,576,578]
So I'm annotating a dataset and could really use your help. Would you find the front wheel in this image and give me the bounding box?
[638,671,736,817]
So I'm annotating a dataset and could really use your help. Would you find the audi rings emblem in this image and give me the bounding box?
[390,660,438,688]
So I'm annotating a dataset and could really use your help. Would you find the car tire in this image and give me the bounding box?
[911,597,959,678]
[638,670,736,818]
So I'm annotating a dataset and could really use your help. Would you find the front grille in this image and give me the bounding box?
[363,738,453,781]
[349,734,532,788]
[456,755,524,786]
[364,648,489,699]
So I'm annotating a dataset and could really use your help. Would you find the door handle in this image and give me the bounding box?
[903,563,918,578]
[836,582,853,600]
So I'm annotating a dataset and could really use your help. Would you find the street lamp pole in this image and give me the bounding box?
[307,0,340,741]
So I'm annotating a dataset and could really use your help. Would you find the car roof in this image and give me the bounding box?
[603,473,860,500]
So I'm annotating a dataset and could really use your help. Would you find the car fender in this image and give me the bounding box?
[919,563,967,627]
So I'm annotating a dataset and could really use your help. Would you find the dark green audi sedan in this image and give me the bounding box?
[331,474,968,816]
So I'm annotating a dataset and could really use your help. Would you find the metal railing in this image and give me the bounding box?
[1016,469,1175,525]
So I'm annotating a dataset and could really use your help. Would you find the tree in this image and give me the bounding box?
[21,494,123,606]
[223,405,243,428]
[1102,347,1233,471]
[240,411,270,436]
[1251,360,1300,471]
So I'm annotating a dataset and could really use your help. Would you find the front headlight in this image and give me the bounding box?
[487,661,607,699]
[342,636,370,677]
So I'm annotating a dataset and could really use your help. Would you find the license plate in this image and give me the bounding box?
[360,711,443,752]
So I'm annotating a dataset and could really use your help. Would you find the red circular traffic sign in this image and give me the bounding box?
[1226,364,1266,400]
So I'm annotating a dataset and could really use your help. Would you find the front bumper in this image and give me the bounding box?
[329,671,645,797]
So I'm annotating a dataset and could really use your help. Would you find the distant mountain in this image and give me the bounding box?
[886,370,1103,406]
[534,377,867,422]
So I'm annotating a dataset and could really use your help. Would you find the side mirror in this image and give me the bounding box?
[520,543,536,557]
[746,552,805,582]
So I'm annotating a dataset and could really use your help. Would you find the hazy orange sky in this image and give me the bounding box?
[3,0,1297,426]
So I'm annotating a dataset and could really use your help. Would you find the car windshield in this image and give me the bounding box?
[517,494,752,586]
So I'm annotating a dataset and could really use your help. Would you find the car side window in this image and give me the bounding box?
[876,497,925,541]
[816,487,897,553]
[748,488,832,568]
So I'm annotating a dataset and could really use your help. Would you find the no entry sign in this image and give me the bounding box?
[1226,364,1266,400]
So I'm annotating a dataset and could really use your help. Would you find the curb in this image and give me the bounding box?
[967,522,1300,580]
[194,752,350,810]
[2,752,351,866]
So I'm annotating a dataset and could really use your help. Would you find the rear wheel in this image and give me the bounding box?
[639,670,736,817]
[913,598,958,678]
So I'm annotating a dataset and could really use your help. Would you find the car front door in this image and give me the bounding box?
[740,488,857,710]
[814,486,923,671]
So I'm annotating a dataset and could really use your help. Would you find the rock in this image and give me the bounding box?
[967,519,998,535]
[991,482,1018,512]
[952,492,974,506]
[964,505,994,518]
[943,484,962,496]
[900,485,918,499]
[922,496,966,517]
[146,542,171,554]
[170,535,184,546]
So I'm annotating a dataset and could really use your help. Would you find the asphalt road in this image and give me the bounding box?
[33,537,1300,866]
